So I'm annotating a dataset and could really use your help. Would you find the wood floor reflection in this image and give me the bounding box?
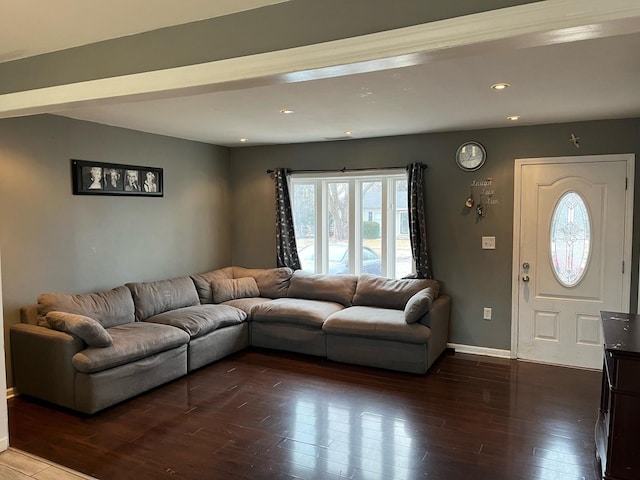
[8,349,602,480]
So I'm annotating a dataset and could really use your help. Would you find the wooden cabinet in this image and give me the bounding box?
[596,311,640,480]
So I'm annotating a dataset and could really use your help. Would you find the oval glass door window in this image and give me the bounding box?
[550,191,591,286]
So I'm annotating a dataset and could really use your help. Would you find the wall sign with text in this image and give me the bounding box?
[464,178,498,219]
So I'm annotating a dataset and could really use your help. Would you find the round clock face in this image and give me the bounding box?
[456,142,486,171]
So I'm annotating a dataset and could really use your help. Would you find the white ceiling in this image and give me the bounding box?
[3,0,640,147]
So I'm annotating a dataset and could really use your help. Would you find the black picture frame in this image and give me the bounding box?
[71,159,163,197]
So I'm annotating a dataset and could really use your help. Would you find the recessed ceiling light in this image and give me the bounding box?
[279,108,294,114]
[239,138,248,142]
[491,82,510,90]
[344,130,353,135]
[507,115,520,121]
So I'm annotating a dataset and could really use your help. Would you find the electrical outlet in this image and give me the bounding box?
[483,307,492,320]
[482,236,496,249]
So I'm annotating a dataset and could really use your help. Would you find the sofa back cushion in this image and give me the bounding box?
[233,266,293,299]
[212,277,260,303]
[20,305,39,325]
[190,267,234,304]
[353,274,440,310]
[287,271,358,307]
[126,276,200,321]
[37,286,135,328]
[191,266,292,303]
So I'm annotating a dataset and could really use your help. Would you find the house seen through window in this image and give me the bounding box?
[291,171,412,279]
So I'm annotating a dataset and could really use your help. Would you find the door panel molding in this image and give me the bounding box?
[511,154,634,363]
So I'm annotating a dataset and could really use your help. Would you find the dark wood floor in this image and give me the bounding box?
[8,349,603,480]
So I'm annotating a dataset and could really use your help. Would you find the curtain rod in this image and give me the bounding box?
[266,163,426,174]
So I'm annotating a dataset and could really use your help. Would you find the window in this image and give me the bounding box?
[550,191,591,287]
[291,171,412,279]
[398,210,409,236]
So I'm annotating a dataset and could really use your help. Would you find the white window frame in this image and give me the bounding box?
[291,170,411,278]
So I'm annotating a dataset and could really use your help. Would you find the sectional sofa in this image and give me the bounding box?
[11,267,450,414]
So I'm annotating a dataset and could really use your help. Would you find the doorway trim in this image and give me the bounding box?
[511,154,635,361]
[0,251,7,450]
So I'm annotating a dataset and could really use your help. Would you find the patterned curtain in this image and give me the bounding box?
[407,163,433,279]
[274,168,301,270]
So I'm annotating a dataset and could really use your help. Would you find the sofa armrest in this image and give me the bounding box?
[425,295,451,368]
[10,323,85,410]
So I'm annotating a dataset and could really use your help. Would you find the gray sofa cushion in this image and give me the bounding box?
[323,306,431,344]
[212,277,260,303]
[38,286,135,328]
[404,286,439,324]
[126,276,200,321]
[233,266,293,299]
[20,305,39,325]
[222,297,273,314]
[287,271,357,307]
[191,267,234,304]
[352,274,439,310]
[72,322,189,373]
[45,311,113,347]
[191,266,292,303]
[144,304,246,339]
[252,298,344,328]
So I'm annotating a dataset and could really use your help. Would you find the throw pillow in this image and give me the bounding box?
[212,277,260,303]
[45,311,113,347]
[404,287,437,324]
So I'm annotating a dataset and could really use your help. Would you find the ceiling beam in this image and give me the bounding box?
[1,0,639,120]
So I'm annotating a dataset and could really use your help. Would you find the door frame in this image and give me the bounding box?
[511,154,635,360]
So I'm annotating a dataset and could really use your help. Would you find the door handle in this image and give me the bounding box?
[522,275,530,282]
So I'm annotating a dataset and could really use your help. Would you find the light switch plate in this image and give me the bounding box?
[482,236,496,249]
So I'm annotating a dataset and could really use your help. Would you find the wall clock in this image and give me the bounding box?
[456,141,486,171]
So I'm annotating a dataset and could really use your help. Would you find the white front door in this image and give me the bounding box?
[513,155,633,369]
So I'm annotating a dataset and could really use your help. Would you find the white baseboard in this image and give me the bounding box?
[6,388,15,399]
[447,343,512,359]
[0,436,8,451]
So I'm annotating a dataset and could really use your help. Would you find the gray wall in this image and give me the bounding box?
[2,114,638,387]
[0,114,232,385]
[230,118,640,350]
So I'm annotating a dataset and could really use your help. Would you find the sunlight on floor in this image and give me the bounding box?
[0,448,96,480]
